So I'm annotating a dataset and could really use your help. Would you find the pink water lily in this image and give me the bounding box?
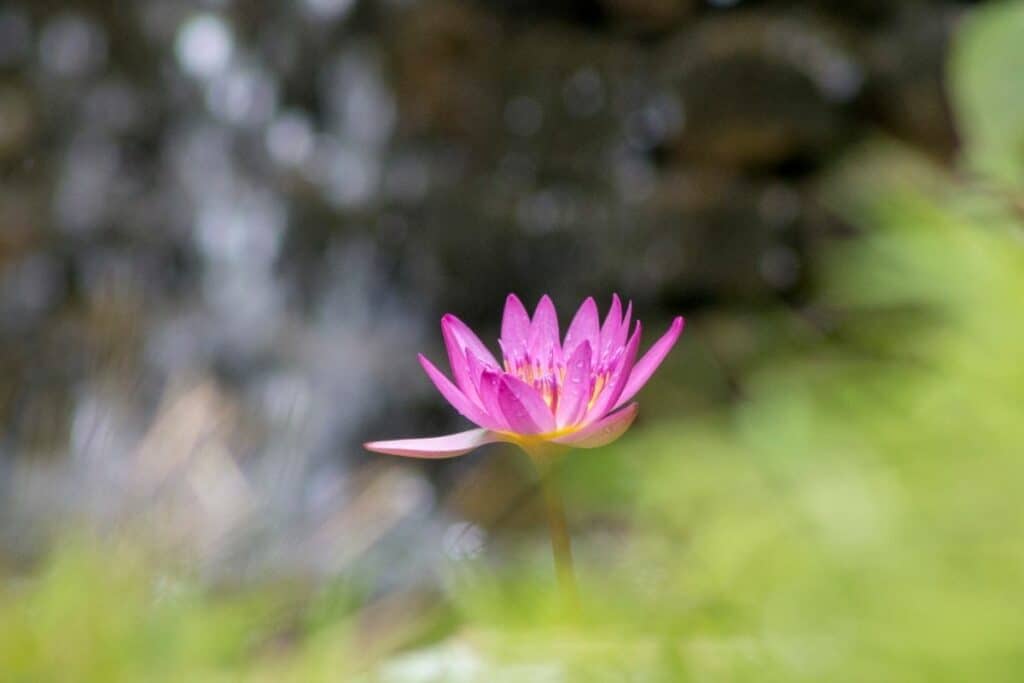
[365,294,685,459]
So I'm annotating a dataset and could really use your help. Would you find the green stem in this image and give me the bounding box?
[525,445,579,613]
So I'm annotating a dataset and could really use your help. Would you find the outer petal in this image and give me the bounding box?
[552,403,639,448]
[598,294,622,360]
[478,370,510,431]
[614,301,633,350]
[562,297,599,361]
[464,350,492,398]
[419,354,498,429]
[529,295,560,363]
[441,324,480,404]
[441,314,500,368]
[582,321,642,425]
[365,428,502,458]
[614,316,685,409]
[499,294,531,364]
[497,375,556,434]
[555,341,592,428]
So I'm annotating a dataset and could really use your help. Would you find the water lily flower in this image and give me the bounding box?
[365,294,684,460]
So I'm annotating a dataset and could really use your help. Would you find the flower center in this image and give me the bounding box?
[502,347,619,415]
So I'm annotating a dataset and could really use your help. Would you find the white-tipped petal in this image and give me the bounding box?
[365,428,503,458]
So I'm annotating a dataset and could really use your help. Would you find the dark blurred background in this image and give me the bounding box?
[0,0,977,582]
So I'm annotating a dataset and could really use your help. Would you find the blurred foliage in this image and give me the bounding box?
[3,1,1024,681]
[0,540,376,681]
[951,0,1024,187]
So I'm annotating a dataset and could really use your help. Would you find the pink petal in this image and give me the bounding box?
[552,403,639,448]
[499,294,531,363]
[464,350,491,397]
[529,295,560,363]
[441,323,481,404]
[614,316,685,409]
[582,321,642,425]
[555,341,591,428]
[497,375,556,434]
[599,294,622,359]
[563,297,599,361]
[365,428,502,458]
[441,314,500,368]
[418,354,498,429]
[614,300,633,350]
[478,370,510,431]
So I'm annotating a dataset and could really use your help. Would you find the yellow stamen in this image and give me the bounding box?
[587,374,607,410]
